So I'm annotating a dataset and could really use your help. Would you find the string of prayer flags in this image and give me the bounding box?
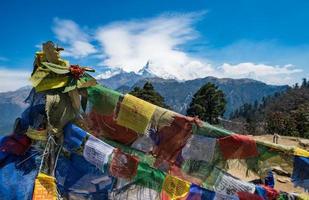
[83,135,114,172]
[181,135,216,162]
[218,134,259,159]
[109,149,139,180]
[32,173,57,200]
[162,175,190,200]
[116,94,156,133]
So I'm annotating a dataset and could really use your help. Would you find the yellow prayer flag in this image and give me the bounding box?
[294,147,309,158]
[162,175,190,200]
[30,70,50,87]
[32,173,57,200]
[299,193,309,200]
[116,94,156,133]
[35,76,69,92]
[26,128,47,141]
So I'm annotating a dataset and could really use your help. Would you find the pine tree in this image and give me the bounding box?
[186,82,226,124]
[129,82,169,109]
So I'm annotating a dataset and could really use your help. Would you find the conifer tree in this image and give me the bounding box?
[187,82,226,124]
[130,82,169,108]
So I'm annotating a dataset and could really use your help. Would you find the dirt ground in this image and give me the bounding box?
[227,135,309,193]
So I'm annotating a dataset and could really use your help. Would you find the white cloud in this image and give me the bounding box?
[52,18,97,59]
[50,14,304,85]
[217,63,302,85]
[95,12,214,80]
[0,68,31,92]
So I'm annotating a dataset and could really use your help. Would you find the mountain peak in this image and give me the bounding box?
[137,61,157,78]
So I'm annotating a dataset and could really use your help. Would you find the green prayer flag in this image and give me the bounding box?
[133,162,166,192]
[87,85,122,115]
[193,121,233,138]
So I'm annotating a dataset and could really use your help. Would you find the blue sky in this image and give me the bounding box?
[0,0,308,91]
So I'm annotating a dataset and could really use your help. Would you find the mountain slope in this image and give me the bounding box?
[0,74,288,134]
[117,76,288,116]
[0,86,31,135]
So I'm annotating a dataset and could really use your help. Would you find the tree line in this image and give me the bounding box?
[130,78,309,139]
[230,78,309,138]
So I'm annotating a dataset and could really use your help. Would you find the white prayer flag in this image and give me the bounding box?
[182,135,216,162]
[83,135,114,171]
[214,173,255,196]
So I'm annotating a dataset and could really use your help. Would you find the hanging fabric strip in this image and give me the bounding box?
[152,115,194,164]
[192,121,233,138]
[0,134,31,155]
[294,147,309,158]
[109,149,139,180]
[26,128,47,141]
[32,173,57,200]
[63,123,88,151]
[186,184,216,200]
[218,134,259,159]
[181,135,216,162]
[213,172,256,196]
[131,135,154,153]
[237,192,263,200]
[214,193,240,200]
[292,156,309,190]
[133,162,166,192]
[116,94,156,134]
[35,75,69,92]
[83,135,114,171]
[162,175,190,200]
[86,112,138,145]
[87,85,122,116]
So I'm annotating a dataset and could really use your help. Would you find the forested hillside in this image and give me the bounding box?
[231,79,309,138]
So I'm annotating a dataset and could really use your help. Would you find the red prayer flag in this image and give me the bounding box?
[237,192,263,200]
[261,185,279,200]
[152,115,195,165]
[0,134,31,155]
[218,134,259,159]
[109,149,139,180]
[86,111,138,145]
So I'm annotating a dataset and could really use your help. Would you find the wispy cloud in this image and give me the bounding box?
[52,18,97,59]
[217,63,302,85]
[50,14,304,85]
[0,67,30,92]
[95,12,214,80]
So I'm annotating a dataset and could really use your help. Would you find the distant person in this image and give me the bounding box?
[273,133,280,144]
